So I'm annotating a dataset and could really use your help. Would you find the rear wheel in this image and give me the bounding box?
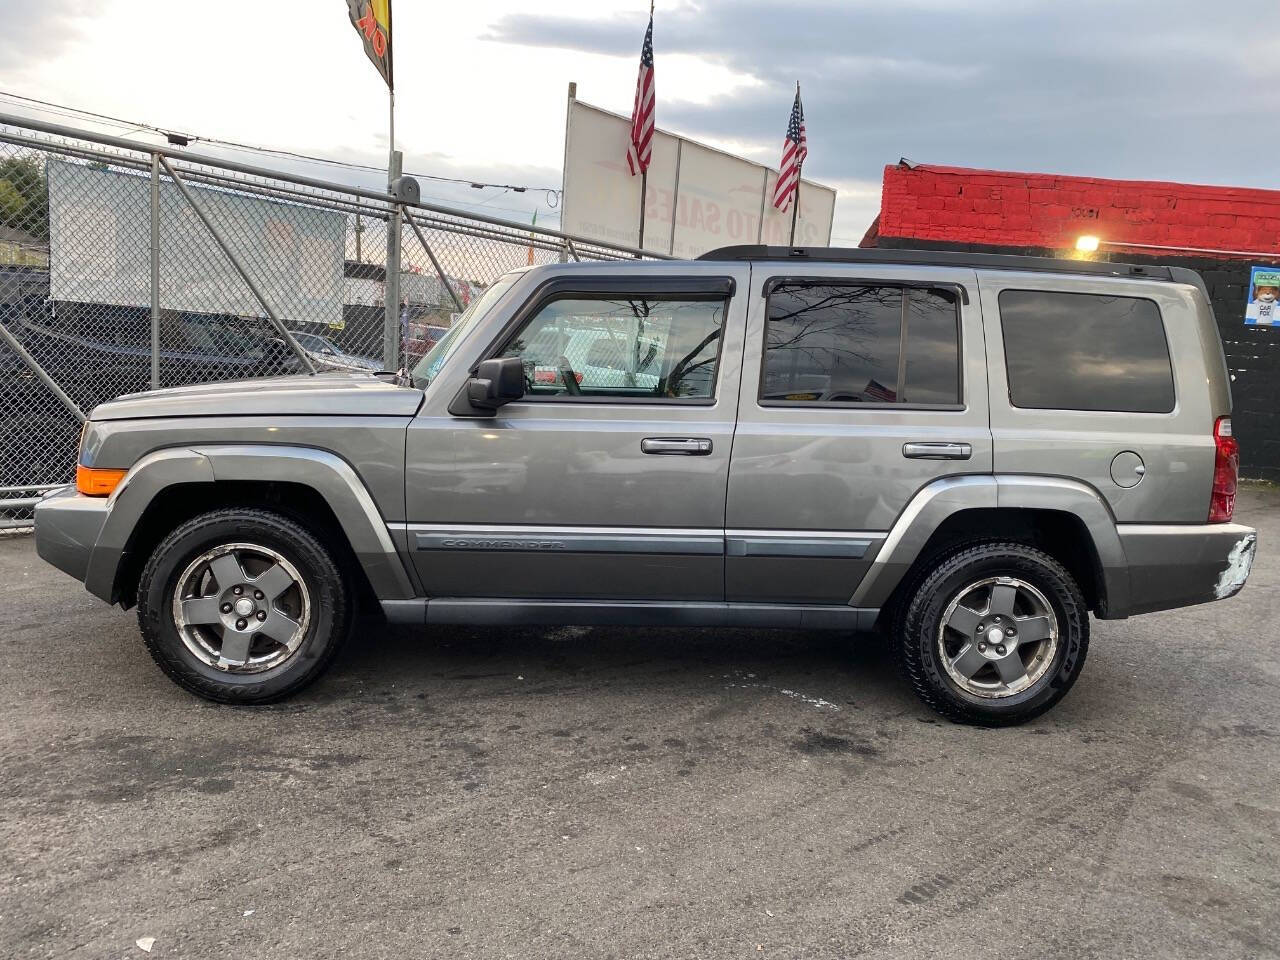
[897,541,1089,726]
[136,508,351,703]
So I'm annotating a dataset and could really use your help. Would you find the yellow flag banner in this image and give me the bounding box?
[346,0,392,89]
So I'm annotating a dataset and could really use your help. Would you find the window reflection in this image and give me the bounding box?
[763,284,960,404]
[999,290,1174,413]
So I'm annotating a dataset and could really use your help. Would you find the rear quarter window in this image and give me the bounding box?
[998,289,1175,413]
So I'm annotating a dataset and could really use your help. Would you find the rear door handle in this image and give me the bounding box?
[641,437,713,456]
[902,441,972,460]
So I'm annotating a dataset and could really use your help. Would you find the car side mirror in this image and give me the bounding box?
[452,356,525,415]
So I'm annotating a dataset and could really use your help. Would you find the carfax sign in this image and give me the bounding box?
[1245,265,1280,327]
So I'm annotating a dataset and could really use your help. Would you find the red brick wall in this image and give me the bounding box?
[876,164,1280,256]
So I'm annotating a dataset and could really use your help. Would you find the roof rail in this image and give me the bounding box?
[695,245,1176,281]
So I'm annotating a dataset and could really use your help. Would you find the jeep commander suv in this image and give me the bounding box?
[35,246,1257,725]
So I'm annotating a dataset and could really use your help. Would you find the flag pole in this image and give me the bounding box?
[386,0,396,188]
[383,0,401,372]
[638,169,648,250]
[788,170,800,245]
[388,87,395,185]
[788,81,800,246]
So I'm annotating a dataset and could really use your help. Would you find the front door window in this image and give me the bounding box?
[497,296,725,401]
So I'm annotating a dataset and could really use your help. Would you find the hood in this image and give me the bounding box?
[91,373,423,421]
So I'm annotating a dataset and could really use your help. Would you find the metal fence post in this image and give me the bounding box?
[383,151,403,372]
[149,151,160,390]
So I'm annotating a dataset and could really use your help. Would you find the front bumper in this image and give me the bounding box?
[34,485,111,596]
[1117,522,1257,617]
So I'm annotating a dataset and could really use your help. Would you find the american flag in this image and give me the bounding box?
[626,11,655,176]
[771,86,808,211]
[863,379,898,403]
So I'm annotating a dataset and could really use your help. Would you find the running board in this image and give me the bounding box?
[380,599,879,631]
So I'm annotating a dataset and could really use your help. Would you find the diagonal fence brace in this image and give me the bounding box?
[158,156,318,375]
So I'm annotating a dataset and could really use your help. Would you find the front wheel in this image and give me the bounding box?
[897,541,1089,726]
[136,508,352,703]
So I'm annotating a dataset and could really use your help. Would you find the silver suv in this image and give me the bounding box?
[34,246,1257,725]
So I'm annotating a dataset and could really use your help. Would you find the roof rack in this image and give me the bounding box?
[695,245,1176,281]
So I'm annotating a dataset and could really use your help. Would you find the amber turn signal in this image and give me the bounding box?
[76,464,127,497]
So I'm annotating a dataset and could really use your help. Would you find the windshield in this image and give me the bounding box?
[410,273,521,388]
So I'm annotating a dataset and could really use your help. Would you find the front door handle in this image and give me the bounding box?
[903,441,972,460]
[641,437,713,456]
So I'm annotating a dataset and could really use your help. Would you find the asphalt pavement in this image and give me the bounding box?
[2,487,1278,959]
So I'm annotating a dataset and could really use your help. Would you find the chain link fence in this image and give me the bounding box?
[0,113,664,529]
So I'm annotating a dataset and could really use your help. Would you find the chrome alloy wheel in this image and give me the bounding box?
[171,543,311,673]
[937,576,1059,699]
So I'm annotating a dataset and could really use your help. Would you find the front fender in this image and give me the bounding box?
[84,444,415,602]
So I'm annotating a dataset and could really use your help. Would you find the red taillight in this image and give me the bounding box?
[1209,416,1239,523]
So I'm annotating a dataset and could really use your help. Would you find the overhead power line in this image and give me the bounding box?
[0,91,562,197]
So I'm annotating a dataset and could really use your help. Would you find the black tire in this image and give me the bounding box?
[897,541,1089,726]
[136,508,352,704]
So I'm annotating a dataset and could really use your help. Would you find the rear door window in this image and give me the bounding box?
[998,290,1175,413]
[761,283,961,405]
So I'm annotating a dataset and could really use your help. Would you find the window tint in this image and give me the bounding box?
[998,290,1174,413]
[498,296,724,400]
[762,283,960,404]
[905,289,961,404]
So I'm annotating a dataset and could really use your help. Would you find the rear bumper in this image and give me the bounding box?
[1115,522,1257,618]
[34,486,112,599]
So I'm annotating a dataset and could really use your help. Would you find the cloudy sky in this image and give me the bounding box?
[1,0,1278,243]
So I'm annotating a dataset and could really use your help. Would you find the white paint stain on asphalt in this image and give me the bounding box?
[721,672,841,711]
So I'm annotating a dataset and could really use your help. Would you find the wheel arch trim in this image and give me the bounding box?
[849,474,1129,615]
[85,444,415,602]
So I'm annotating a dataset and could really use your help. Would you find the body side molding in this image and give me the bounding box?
[401,523,723,556]
[726,530,883,559]
[393,523,886,560]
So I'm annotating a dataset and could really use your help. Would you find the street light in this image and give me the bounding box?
[1076,235,1100,252]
